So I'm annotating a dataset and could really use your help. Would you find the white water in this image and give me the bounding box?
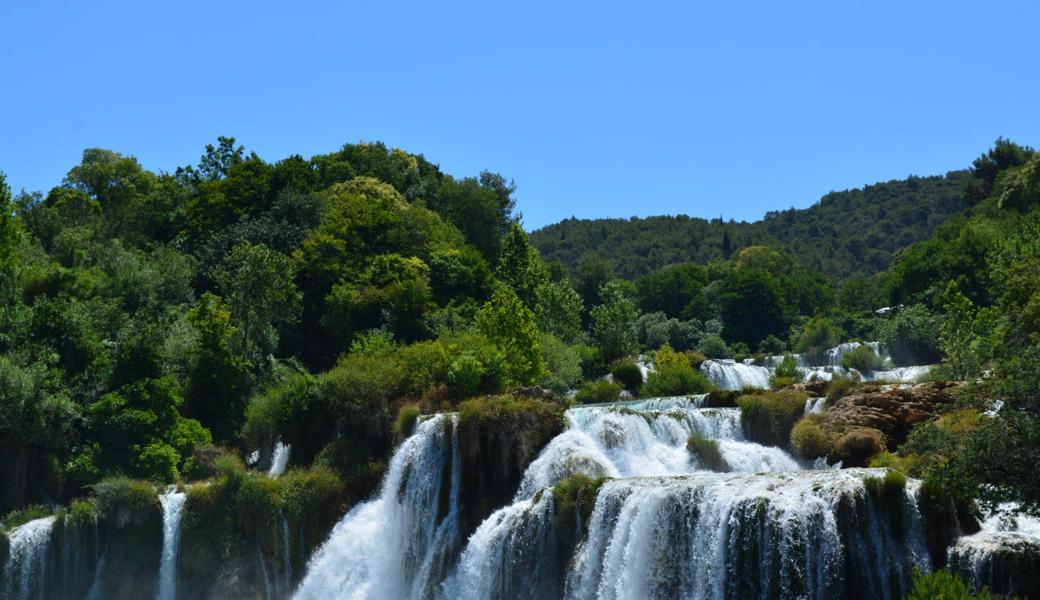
[293,414,461,600]
[948,503,1040,593]
[515,401,796,499]
[2,516,55,600]
[804,397,827,414]
[566,470,929,600]
[269,442,291,478]
[156,490,186,600]
[700,359,772,390]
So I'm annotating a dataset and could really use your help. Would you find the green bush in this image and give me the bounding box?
[907,569,996,600]
[643,363,712,397]
[395,403,421,438]
[770,354,803,388]
[790,414,832,458]
[551,474,605,550]
[841,345,883,372]
[736,390,807,447]
[687,433,728,472]
[539,334,583,393]
[698,334,731,359]
[91,477,158,525]
[610,360,644,393]
[574,380,621,404]
[826,375,857,402]
[1,505,52,530]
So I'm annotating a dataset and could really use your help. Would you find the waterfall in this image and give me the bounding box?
[515,402,796,499]
[440,492,559,600]
[2,516,55,600]
[293,414,461,600]
[825,342,883,366]
[804,397,827,414]
[566,470,928,600]
[948,503,1040,595]
[269,442,291,478]
[700,359,772,390]
[156,490,186,600]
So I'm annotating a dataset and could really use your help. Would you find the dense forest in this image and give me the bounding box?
[531,170,968,282]
[1,138,1039,599]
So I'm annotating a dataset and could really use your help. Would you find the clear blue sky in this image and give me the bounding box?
[1,0,1037,229]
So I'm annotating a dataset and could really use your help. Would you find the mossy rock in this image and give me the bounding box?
[736,390,808,447]
[91,479,162,600]
[687,433,729,472]
[551,475,605,560]
[829,428,885,467]
[458,395,566,537]
[705,389,741,408]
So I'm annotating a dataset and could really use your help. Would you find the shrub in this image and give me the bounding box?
[574,380,621,404]
[770,354,803,388]
[643,364,712,397]
[685,350,708,369]
[611,360,643,393]
[551,474,605,550]
[907,569,991,600]
[687,433,728,472]
[698,334,731,359]
[878,304,941,367]
[826,375,857,402]
[794,315,843,362]
[758,334,787,355]
[91,477,158,525]
[736,390,807,447]
[395,403,421,438]
[398,340,452,397]
[539,334,583,393]
[841,345,883,372]
[1,505,52,530]
[790,414,832,459]
[831,428,885,467]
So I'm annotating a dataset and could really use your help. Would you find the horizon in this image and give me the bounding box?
[2,0,1038,229]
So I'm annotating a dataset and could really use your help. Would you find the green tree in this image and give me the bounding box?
[720,269,788,349]
[185,294,250,444]
[534,280,583,342]
[496,223,549,309]
[590,280,640,361]
[939,281,997,380]
[475,288,546,385]
[213,242,302,360]
[573,252,613,310]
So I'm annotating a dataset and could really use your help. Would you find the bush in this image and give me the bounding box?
[539,334,583,393]
[687,433,728,472]
[698,334,731,359]
[1,505,52,530]
[574,380,621,404]
[831,428,885,467]
[736,390,807,447]
[643,363,712,397]
[907,569,993,600]
[826,375,858,402]
[878,304,941,366]
[770,354,803,388]
[611,360,644,393]
[91,477,158,525]
[794,315,843,362]
[790,414,832,458]
[395,403,421,438]
[841,345,883,372]
[758,334,787,355]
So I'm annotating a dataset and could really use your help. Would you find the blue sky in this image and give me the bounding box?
[1,0,1037,229]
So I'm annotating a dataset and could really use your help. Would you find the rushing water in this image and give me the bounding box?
[293,414,461,600]
[948,503,1040,596]
[269,442,291,478]
[156,490,186,600]
[2,516,55,600]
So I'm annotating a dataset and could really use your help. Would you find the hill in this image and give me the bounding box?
[530,170,969,281]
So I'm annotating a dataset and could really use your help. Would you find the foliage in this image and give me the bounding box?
[790,414,832,459]
[878,304,942,366]
[475,288,546,385]
[496,224,549,309]
[394,403,421,438]
[841,345,883,372]
[643,352,711,397]
[539,334,583,393]
[771,354,803,387]
[794,315,842,362]
[832,428,885,467]
[573,380,621,405]
[590,281,640,361]
[610,360,643,394]
[907,569,997,600]
[697,333,731,359]
[736,390,807,447]
[826,376,857,402]
[687,433,727,472]
[534,279,583,342]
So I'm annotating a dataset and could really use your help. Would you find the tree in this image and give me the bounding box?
[475,288,546,385]
[590,280,640,361]
[719,269,788,349]
[573,252,614,310]
[496,223,549,309]
[185,294,250,444]
[0,172,21,298]
[938,281,997,380]
[534,280,583,343]
[213,242,302,361]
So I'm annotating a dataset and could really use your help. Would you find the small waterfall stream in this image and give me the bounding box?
[156,490,186,600]
[269,442,291,478]
[2,516,55,600]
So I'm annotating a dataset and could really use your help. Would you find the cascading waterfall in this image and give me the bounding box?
[566,470,929,600]
[293,414,461,600]
[156,489,186,600]
[700,359,772,390]
[269,442,291,478]
[948,503,1040,596]
[515,399,797,499]
[2,516,55,600]
[282,392,1022,599]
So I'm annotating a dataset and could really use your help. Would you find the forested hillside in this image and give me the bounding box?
[531,170,968,281]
